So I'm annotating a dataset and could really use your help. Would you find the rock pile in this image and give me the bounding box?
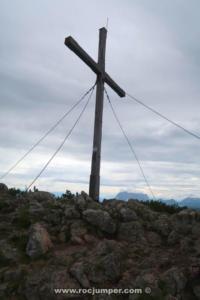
[0,185,200,299]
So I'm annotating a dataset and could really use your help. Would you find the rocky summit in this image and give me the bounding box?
[0,185,200,300]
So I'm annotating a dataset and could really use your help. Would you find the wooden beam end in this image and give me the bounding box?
[64,36,73,46]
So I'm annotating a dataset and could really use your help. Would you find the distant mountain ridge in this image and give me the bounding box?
[180,197,200,209]
[116,192,149,201]
[116,192,200,209]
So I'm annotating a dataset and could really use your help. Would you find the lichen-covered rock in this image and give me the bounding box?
[167,230,180,245]
[69,221,83,236]
[159,267,187,296]
[127,199,157,221]
[180,236,194,254]
[119,207,138,222]
[177,208,198,223]
[154,215,172,237]
[29,200,45,215]
[74,191,102,211]
[0,239,21,265]
[87,252,121,284]
[1,188,200,299]
[64,206,80,219]
[26,191,55,205]
[26,223,53,258]
[146,231,162,246]
[118,221,145,243]
[74,194,87,211]
[23,267,80,300]
[83,209,116,234]
[72,240,123,285]
[130,272,162,299]
[70,220,87,244]
[70,261,90,288]
[94,239,123,257]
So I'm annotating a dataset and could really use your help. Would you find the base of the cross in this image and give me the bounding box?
[89,174,100,202]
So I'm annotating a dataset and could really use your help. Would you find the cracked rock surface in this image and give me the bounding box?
[0,186,200,299]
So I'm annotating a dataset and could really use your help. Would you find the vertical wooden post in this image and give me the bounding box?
[89,27,107,201]
[65,27,125,200]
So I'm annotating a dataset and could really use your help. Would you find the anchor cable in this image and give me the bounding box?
[26,84,95,191]
[105,88,156,200]
[126,92,200,141]
[0,83,96,180]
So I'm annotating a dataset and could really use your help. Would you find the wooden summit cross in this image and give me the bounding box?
[65,27,125,201]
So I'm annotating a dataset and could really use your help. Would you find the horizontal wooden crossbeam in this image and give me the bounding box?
[65,36,125,97]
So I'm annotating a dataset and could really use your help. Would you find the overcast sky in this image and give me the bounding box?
[0,0,200,199]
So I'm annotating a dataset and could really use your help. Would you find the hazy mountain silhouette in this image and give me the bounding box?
[116,192,200,209]
[116,192,149,201]
[180,197,200,209]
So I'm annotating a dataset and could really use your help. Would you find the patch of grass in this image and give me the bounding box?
[16,206,31,229]
[10,233,28,253]
[17,237,53,262]
[9,233,31,264]
[0,251,10,267]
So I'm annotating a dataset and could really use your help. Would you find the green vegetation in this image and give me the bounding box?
[8,188,26,197]
[16,206,31,229]
[60,189,75,200]
[142,200,186,214]
[0,250,10,267]
[9,233,31,264]
[10,233,28,253]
